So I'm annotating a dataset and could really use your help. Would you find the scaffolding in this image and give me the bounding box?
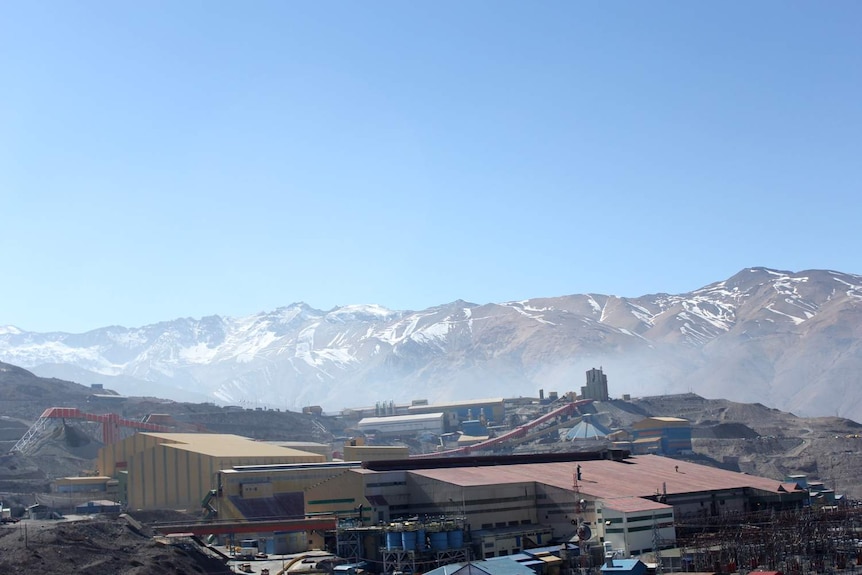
[336,524,384,565]
[380,547,470,574]
[337,517,471,574]
[672,505,862,574]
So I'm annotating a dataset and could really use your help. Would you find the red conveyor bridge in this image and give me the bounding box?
[11,407,174,454]
[411,398,594,458]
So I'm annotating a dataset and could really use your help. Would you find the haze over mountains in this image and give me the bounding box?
[1,267,860,421]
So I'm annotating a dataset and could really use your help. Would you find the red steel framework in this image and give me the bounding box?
[411,398,594,458]
[12,407,174,453]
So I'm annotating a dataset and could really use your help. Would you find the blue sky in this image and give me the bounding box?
[2,2,860,333]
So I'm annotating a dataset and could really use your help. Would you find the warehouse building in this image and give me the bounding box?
[97,433,325,510]
[110,434,807,565]
[357,412,447,436]
[302,451,807,560]
[629,417,693,455]
[407,398,505,426]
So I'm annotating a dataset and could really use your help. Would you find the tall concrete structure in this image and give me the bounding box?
[581,367,609,401]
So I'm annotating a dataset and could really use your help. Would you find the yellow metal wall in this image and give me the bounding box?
[217,465,353,521]
[99,433,182,478]
[343,445,409,462]
[119,435,326,510]
[304,471,366,518]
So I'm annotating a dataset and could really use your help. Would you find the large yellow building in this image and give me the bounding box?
[98,433,325,510]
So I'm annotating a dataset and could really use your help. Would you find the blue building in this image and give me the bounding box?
[600,558,648,575]
[425,560,538,575]
[630,417,692,455]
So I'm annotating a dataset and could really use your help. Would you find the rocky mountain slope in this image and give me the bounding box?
[0,514,232,574]
[1,267,860,420]
[0,362,348,513]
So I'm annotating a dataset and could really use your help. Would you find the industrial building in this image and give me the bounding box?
[122,431,812,572]
[97,433,325,510]
[265,441,334,460]
[628,417,693,455]
[295,450,805,564]
[357,413,447,437]
[580,368,609,402]
[407,398,505,426]
[342,445,410,462]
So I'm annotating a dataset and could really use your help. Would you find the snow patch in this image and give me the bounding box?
[833,277,862,299]
[502,302,557,325]
[326,304,397,321]
[765,304,805,325]
[180,343,220,363]
[628,302,656,326]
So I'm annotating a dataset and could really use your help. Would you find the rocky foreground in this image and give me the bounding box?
[0,513,230,575]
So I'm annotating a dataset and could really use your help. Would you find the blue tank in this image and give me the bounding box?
[429,531,448,550]
[386,531,402,550]
[416,529,426,551]
[401,530,417,551]
[447,529,463,548]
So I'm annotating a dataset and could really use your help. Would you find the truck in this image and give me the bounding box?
[0,504,18,524]
[238,539,259,560]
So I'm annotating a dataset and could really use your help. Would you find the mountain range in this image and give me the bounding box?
[1,267,860,421]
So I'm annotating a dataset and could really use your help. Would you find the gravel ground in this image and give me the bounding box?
[0,515,232,575]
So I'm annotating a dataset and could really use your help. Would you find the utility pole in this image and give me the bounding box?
[653,516,662,575]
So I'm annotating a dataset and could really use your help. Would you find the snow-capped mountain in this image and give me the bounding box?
[2,267,861,421]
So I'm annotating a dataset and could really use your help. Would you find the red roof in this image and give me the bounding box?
[406,454,793,501]
[601,496,672,513]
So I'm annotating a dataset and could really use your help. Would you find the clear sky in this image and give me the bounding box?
[2,2,860,333]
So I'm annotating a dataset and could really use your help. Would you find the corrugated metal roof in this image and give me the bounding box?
[602,559,646,572]
[410,398,504,410]
[358,413,445,425]
[632,417,689,429]
[458,435,491,444]
[56,476,112,483]
[141,433,325,459]
[406,455,792,500]
[601,496,672,513]
[426,560,536,575]
[565,419,611,440]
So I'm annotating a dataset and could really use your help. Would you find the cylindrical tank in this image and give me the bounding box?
[416,528,426,551]
[429,531,448,551]
[447,528,463,548]
[386,531,402,550]
[402,530,417,551]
